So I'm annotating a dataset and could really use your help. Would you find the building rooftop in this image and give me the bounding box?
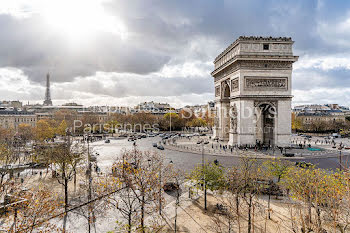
[0,110,35,115]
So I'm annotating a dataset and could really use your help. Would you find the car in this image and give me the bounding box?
[105,139,110,143]
[152,143,158,147]
[157,145,164,150]
[295,161,313,168]
[163,182,179,192]
[204,141,209,144]
[127,137,134,141]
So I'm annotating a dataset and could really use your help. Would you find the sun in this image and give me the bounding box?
[40,0,127,41]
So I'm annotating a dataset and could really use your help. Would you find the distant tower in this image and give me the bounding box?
[43,73,53,106]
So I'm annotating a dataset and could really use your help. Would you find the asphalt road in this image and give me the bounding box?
[93,136,349,173]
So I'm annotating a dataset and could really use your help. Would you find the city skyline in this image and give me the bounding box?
[1,0,350,108]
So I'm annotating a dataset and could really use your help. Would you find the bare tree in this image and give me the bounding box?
[49,141,84,232]
[107,147,168,232]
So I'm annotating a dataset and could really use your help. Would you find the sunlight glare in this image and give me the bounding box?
[40,0,127,41]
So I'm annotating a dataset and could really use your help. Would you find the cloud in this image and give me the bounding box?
[295,55,350,71]
[0,67,214,107]
[293,87,350,106]
[0,67,44,101]
[53,70,213,99]
[317,11,350,47]
[1,0,350,107]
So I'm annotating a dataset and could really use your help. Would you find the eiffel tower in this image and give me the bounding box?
[43,73,53,106]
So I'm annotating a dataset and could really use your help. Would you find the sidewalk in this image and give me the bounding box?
[158,191,299,233]
[163,136,346,160]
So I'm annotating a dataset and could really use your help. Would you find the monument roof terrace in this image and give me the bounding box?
[214,36,293,63]
[212,36,298,76]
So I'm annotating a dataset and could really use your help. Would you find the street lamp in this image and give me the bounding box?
[160,158,173,215]
[84,133,93,233]
[339,146,343,171]
[148,158,173,216]
[198,141,207,210]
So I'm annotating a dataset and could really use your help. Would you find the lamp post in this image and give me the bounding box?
[85,134,93,233]
[148,158,173,216]
[169,108,172,133]
[199,141,207,210]
[339,147,343,171]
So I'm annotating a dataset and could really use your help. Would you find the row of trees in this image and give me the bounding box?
[46,109,214,133]
[108,110,213,132]
[188,158,350,233]
[0,108,214,144]
[0,120,68,144]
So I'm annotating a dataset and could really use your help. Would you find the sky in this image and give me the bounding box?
[0,0,350,108]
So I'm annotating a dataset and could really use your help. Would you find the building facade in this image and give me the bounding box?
[0,110,37,130]
[212,36,298,147]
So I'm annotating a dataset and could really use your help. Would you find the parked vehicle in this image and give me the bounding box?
[152,143,158,147]
[157,145,165,150]
[163,182,179,192]
[105,139,110,143]
[295,161,313,168]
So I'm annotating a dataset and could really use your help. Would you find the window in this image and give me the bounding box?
[263,44,269,50]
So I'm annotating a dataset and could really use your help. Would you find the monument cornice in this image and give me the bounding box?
[212,55,298,77]
[229,95,293,100]
[213,59,297,83]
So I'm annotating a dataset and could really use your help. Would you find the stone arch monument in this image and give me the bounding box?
[212,36,298,147]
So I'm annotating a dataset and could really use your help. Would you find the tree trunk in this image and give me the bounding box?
[247,195,252,233]
[308,197,312,224]
[73,169,77,193]
[140,193,145,233]
[268,193,271,220]
[228,214,231,233]
[128,213,132,233]
[175,205,177,233]
[316,206,322,231]
[236,193,241,233]
[63,177,68,232]
[204,184,207,210]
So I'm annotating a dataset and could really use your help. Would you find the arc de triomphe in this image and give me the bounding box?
[212,36,298,147]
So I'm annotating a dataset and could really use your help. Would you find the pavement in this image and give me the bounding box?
[164,136,349,161]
